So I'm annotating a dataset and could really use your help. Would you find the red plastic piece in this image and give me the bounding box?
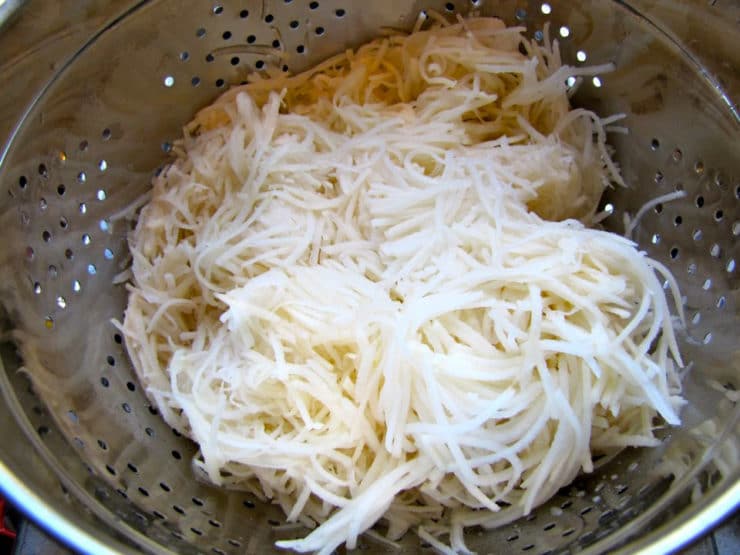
[0,497,17,540]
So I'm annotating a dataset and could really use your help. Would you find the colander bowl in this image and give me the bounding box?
[0,1,738,554]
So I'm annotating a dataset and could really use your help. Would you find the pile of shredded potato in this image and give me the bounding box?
[121,17,685,554]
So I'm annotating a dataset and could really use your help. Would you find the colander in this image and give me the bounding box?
[0,1,738,554]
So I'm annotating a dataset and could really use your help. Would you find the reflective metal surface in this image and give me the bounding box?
[0,0,26,32]
[0,1,737,554]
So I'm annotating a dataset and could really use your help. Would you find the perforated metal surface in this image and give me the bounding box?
[0,1,737,554]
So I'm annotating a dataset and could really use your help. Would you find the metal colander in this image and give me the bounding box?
[0,1,738,554]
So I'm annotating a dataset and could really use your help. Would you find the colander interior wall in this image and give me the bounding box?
[0,1,737,554]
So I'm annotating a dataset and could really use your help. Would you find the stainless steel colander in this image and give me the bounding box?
[0,1,738,554]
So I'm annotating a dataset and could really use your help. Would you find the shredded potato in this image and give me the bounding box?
[121,17,684,554]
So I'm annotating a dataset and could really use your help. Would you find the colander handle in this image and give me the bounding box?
[0,497,17,541]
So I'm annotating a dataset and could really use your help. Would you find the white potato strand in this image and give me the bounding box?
[122,18,684,554]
